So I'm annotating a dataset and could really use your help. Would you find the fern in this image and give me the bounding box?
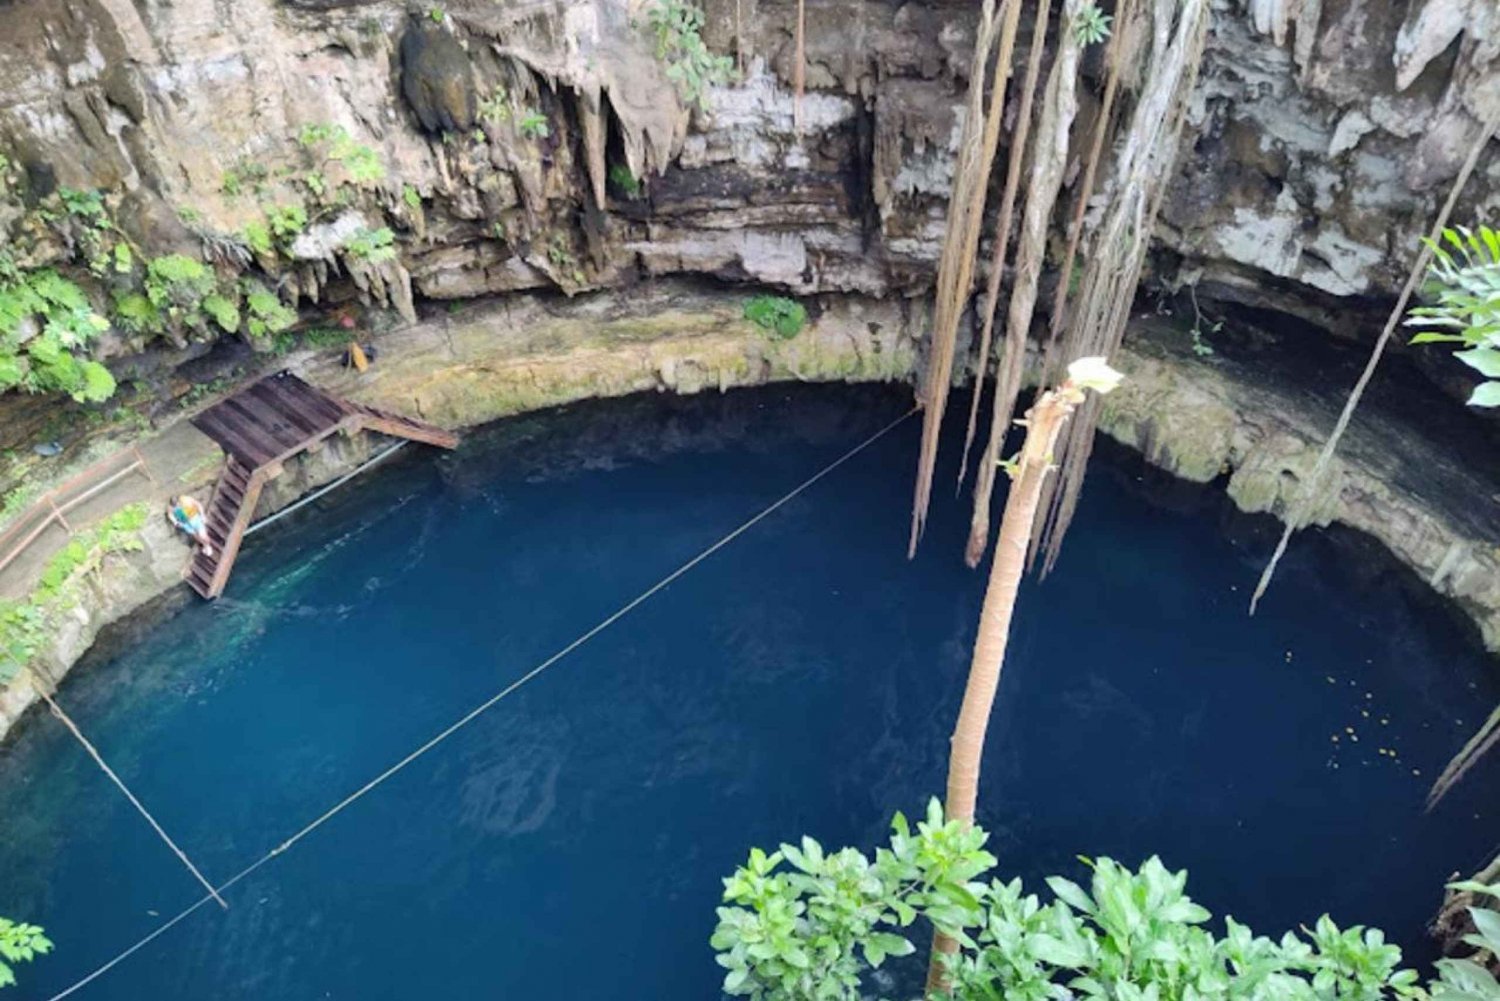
[1406,224,1500,407]
[0,270,115,402]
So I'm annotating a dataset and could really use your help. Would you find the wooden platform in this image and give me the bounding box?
[186,372,457,598]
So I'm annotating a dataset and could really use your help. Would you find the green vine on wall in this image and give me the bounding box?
[643,0,736,111]
[0,502,149,684]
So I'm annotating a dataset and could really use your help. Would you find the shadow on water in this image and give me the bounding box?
[0,382,1495,1000]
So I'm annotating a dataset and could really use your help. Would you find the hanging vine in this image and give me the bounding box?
[964,0,1083,567]
[952,0,1038,491]
[1031,0,1211,574]
[907,0,1007,557]
[1247,110,1500,612]
[1038,0,1140,389]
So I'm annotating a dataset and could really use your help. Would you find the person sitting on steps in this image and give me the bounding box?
[168,495,214,557]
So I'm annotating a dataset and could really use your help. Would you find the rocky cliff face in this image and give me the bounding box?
[2,0,1494,352]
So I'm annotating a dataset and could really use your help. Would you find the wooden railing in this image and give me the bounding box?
[0,446,156,576]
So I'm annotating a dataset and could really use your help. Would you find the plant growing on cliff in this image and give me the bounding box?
[714,806,1499,1001]
[345,226,396,263]
[0,503,148,682]
[518,109,550,140]
[1406,224,1500,407]
[744,295,807,339]
[608,163,643,199]
[0,917,52,990]
[0,269,115,402]
[298,124,386,188]
[478,86,512,126]
[1073,2,1113,45]
[644,0,735,111]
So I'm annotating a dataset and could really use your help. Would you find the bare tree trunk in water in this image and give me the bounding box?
[925,376,1095,995]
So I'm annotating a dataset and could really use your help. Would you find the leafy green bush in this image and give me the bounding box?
[1073,3,1113,45]
[0,916,52,990]
[608,163,643,198]
[243,280,297,340]
[644,0,735,110]
[518,109,550,139]
[0,269,115,402]
[0,502,148,682]
[744,295,807,339]
[345,226,396,262]
[713,804,1500,1001]
[298,123,385,186]
[1406,224,1500,407]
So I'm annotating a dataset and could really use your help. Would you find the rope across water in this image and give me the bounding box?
[43,405,917,1001]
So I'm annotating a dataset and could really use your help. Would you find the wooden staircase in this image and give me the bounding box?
[185,457,266,599]
[344,402,459,449]
[186,372,459,600]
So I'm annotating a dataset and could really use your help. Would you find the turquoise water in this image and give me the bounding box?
[0,383,1495,1000]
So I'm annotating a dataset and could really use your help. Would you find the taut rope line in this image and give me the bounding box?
[43,406,917,1001]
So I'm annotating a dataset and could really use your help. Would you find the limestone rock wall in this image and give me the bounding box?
[3,0,1494,342]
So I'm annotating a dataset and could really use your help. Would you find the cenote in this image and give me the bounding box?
[1,383,1496,1000]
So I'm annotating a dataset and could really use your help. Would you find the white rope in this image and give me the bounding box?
[244,441,409,538]
[27,675,227,910]
[44,406,916,1001]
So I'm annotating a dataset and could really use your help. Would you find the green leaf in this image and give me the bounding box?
[1455,347,1500,377]
[1408,331,1468,344]
[1467,906,1500,953]
[1030,932,1089,966]
[1467,381,1500,407]
[1046,876,1096,914]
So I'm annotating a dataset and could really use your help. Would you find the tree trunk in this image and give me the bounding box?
[925,386,1079,993]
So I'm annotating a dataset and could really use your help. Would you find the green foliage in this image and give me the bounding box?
[644,0,736,110]
[402,184,422,210]
[608,163,644,198]
[111,292,162,336]
[144,254,215,325]
[243,280,297,340]
[266,203,308,242]
[518,109,550,139]
[0,269,115,402]
[428,5,445,22]
[1074,3,1113,45]
[1406,224,1500,407]
[714,808,1500,1001]
[299,124,386,186]
[478,86,512,126]
[713,800,993,1000]
[53,187,128,278]
[744,295,807,339]
[345,226,396,262]
[0,916,52,990]
[0,502,148,682]
[202,292,241,333]
[241,219,274,257]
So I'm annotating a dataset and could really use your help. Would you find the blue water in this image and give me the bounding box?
[0,383,1495,1000]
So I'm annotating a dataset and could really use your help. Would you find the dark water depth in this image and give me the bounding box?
[0,383,1496,1000]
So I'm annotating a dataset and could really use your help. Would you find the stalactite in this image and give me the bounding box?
[1032,0,1211,573]
[907,0,1006,557]
[964,0,1083,568]
[1039,0,1140,391]
[1248,110,1499,613]
[793,0,806,132]
[954,0,1048,491]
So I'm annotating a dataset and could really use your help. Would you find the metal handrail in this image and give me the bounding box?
[0,445,156,577]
